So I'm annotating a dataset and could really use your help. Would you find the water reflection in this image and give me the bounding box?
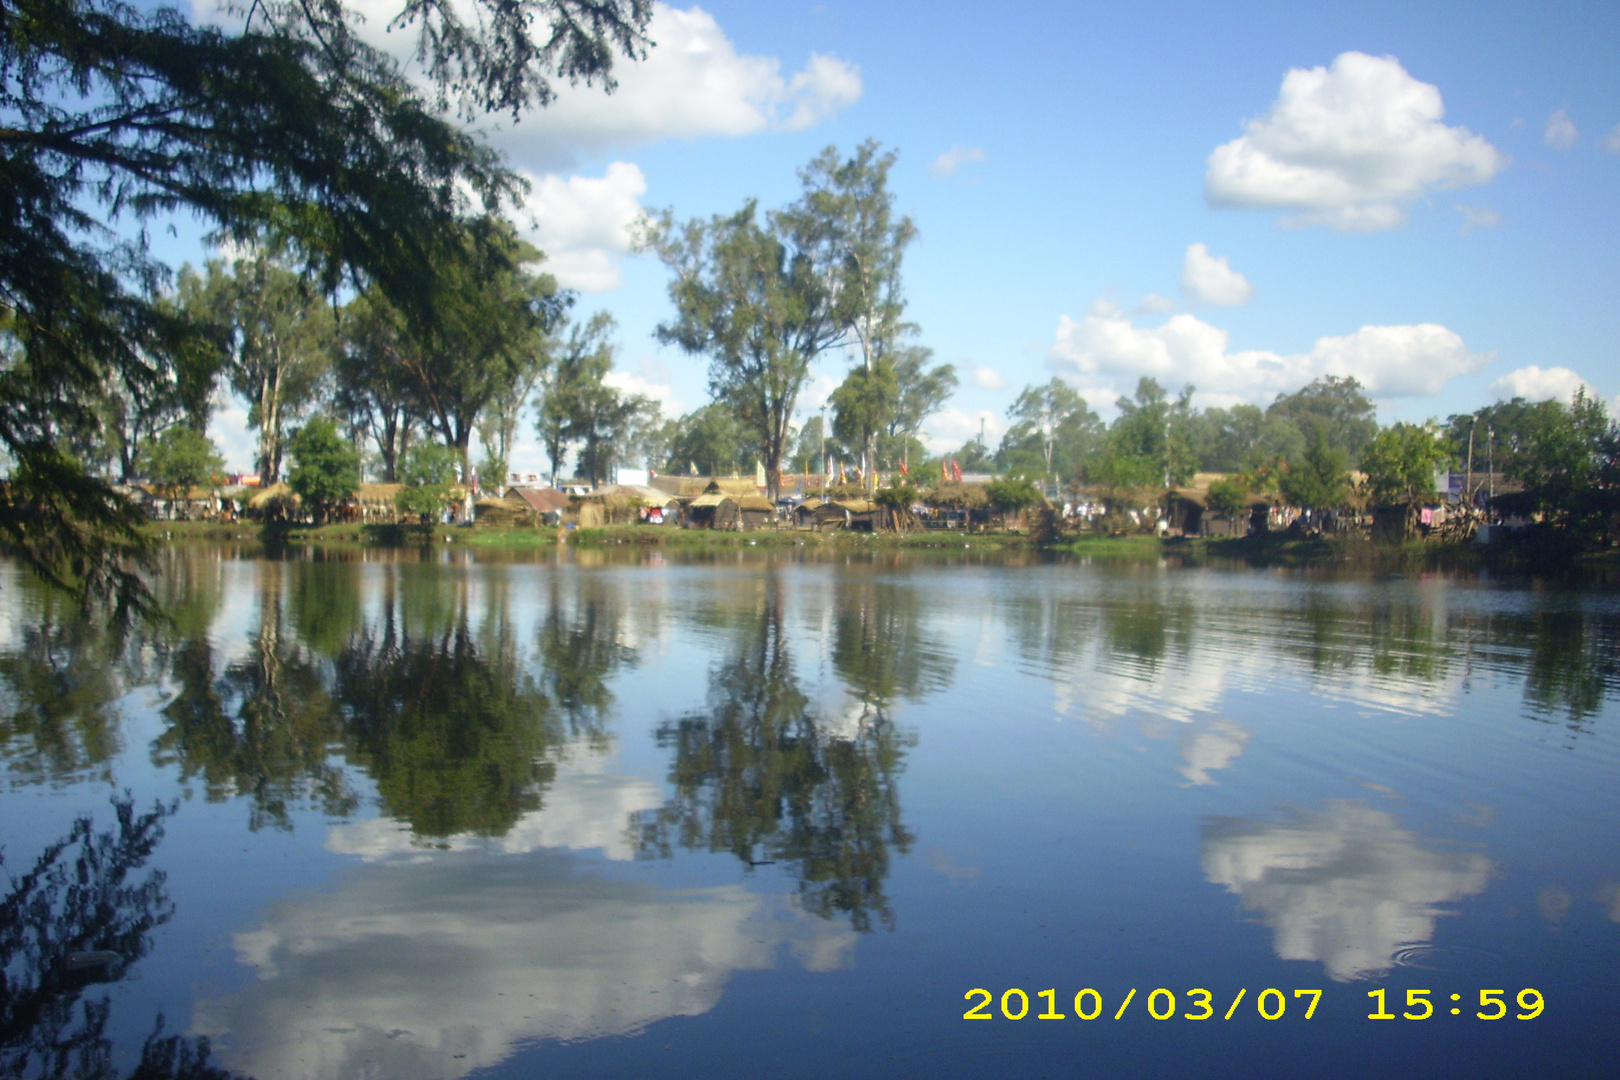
[0,796,238,1080]
[194,848,853,1080]
[1201,800,1493,981]
[637,576,919,931]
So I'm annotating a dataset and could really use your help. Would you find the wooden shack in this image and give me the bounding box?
[808,498,878,531]
[735,493,776,529]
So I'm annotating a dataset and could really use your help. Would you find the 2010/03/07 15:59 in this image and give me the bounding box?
[962,988,1545,1021]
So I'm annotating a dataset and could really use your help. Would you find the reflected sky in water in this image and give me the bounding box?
[3,549,1619,1079]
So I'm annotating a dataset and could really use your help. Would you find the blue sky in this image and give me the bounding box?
[187,0,1620,473]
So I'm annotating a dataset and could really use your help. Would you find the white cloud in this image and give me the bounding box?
[1604,124,1620,153]
[930,145,987,179]
[207,388,258,475]
[970,365,1007,390]
[1487,365,1592,403]
[1544,108,1579,150]
[1455,203,1501,232]
[515,162,646,292]
[1181,243,1254,306]
[1205,52,1505,231]
[1202,801,1493,982]
[483,4,861,169]
[1048,300,1488,405]
[603,369,685,417]
[921,408,1003,454]
[1136,293,1176,314]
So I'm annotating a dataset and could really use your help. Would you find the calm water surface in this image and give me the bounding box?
[4,548,1619,1079]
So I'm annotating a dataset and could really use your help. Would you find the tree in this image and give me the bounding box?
[830,359,899,480]
[1206,475,1251,518]
[0,0,649,605]
[334,289,421,483]
[1096,377,1197,490]
[661,402,752,477]
[138,427,224,503]
[287,416,361,524]
[785,141,918,487]
[792,414,828,476]
[397,219,565,509]
[883,346,957,468]
[1360,422,1452,506]
[984,476,1043,528]
[997,379,1102,483]
[536,312,641,486]
[1267,375,1378,465]
[1277,417,1350,512]
[640,144,914,501]
[213,254,336,483]
[394,443,459,520]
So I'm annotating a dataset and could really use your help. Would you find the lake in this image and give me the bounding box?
[4,547,1618,1079]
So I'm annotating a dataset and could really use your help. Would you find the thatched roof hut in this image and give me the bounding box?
[506,486,569,515]
[687,492,738,529]
[923,481,989,510]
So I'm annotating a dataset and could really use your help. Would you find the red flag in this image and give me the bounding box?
[898,459,909,476]
[951,458,963,482]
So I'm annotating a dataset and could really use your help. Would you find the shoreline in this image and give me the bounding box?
[136,520,1618,574]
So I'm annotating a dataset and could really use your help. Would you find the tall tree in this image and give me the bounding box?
[214,254,335,483]
[786,141,917,487]
[997,379,1102,483]
[1267,375,1378,465]
[334,290,421,483]
[397,219,565,507]
[287,416,362,524]
[661,402,752,477]
[884,346,957,467]
[0,0,649,605]
[640,144,914,501]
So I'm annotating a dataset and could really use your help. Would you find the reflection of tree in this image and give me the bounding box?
[831,579,954,715]
[1515,610,1619,732]
[0,616,124,787]
[639,587,914,931]
[333,580,563,837]
[150,562,357,831]
[0,796,236,1079]
[536,576,634,748]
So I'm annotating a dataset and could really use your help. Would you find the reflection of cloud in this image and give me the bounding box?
[1177,720,1250,785]
[326,749,663,861]
[195,848,854,1080]
[1202,801,1492,982]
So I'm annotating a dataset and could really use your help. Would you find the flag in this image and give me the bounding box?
[898,460,909,476]
[755,459,767,488]
[951,458,962,482]
[941,459,948,482]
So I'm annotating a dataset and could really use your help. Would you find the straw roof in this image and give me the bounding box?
[735,494,775,511]
[247,482,295,509]
[689,492,731,509]
[356,483,403,505]
[705,478,760,497]
[590,483,678,505]
[506,486,568,513]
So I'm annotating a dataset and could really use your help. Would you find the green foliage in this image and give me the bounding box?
[831,359,900,460]
[1360,422,1452,506]
[536,312,659,485]
[997,379,1102,480]
[1267,375,1378,465]
[950,437,995,474]
[395,443,458,518]
[1277,418,1351,511]
[287,416,361,522]
[984,476,1042,514]
[641,142,913,499]
[1205,475,1251,518]
[138,427,224,497]
[661,402,752,477]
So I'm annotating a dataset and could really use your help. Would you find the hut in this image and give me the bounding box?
[507,486,569,522]
[735,493,776,530]
[808,498,878,531]
[686,492,738,529]
[246,482,299,521]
